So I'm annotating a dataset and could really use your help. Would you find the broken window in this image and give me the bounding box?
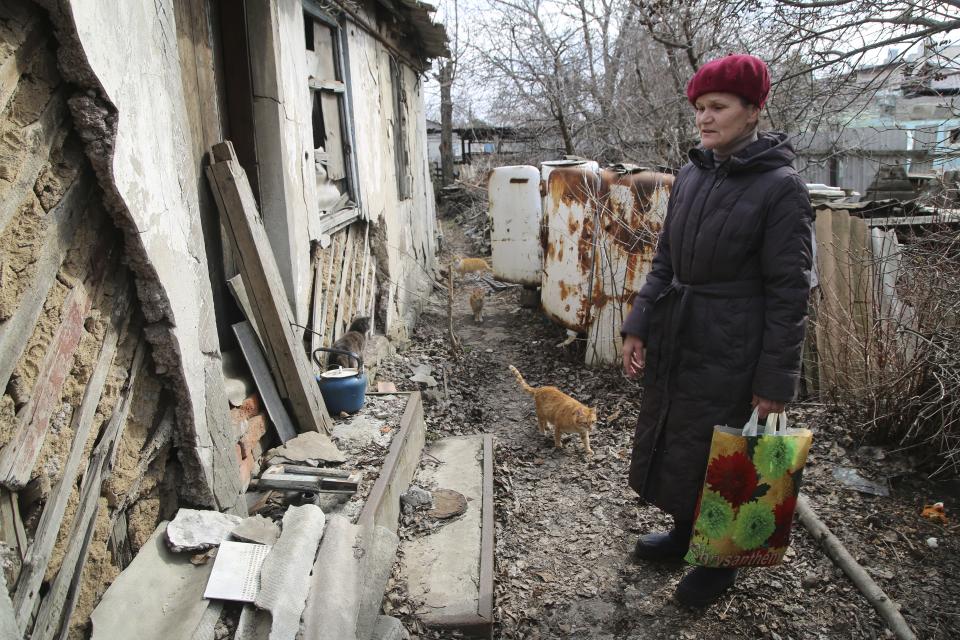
[303,4,358,230]
[390,55,411,200]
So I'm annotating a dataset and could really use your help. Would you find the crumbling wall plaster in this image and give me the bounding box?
[346,20,437,340]
[41,0,242,510]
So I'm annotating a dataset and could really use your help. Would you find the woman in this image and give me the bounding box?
[620,54,814,607]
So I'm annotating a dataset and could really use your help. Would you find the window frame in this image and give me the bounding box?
[303,1,362,231]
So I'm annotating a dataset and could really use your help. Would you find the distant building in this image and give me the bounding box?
[795,42,960,197]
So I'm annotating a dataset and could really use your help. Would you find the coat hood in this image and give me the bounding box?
[689,131,796,175]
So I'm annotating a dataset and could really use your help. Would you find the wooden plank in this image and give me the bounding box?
[248,477,355,494]
[232,321,298,443]
[316,206,361,236]
[320,91,346,180]
[0,489,27,561]
[0,282,92,489]
[30,338,147,640]
[270,464,356,479]
[0,94,68,235]
[319,231,343,346]
[366,263,377,321]
[258,471,358,492]
[358,393,425,534]
[108,406,174,528]
[0,177,90,394]
[356,224,371,321]
[333,224,356,340]
[309,252,325,375]
[227,274,263,342]
[478,434,494,622]
[207,141,331,434]
[814,209,837,392]
[108,511,133,570]
[12,278,130,630]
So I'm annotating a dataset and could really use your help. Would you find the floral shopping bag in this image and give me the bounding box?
[684,409,813,568]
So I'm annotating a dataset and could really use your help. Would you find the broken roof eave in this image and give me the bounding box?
[376,0,450,60]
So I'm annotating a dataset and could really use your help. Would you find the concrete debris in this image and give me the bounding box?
[409,363,433,377]
[234,603,271,640]
[263,431,346,466]
[0,571,16,640]
[91,523,213,640]
[400,485,433,510]
[191,601,223,640]
[372,615,410,640]
[332,414,393,449]
[408,373,438,387]
[254,504,326,639]
[301,515,400,640]
[166,508,244,552]
[231,515,281,546]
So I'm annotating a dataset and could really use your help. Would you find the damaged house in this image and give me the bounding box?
[0,0,446,636]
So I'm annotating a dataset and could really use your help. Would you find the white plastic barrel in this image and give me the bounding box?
[488,165,543,286]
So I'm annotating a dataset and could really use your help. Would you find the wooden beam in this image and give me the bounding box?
[333,224,356,340]
[0,281,92,490]
[309,251,325,376]
[30,338,147,640]
[0,177,90,394]
[268,464,356,479]
[11,278,131,630]
[227,274,263,342]
[248,476,356,494]
[318,231,342,347]
[0,489,27,561]
[0,94,68,234]
[108,406,174,529]
[206,141,331,434]
[232,321,298,444]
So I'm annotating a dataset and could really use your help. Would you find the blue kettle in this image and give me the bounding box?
[312,347,367,415]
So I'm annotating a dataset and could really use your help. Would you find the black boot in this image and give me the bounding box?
[632,521,691,563]
[674,567,739,607]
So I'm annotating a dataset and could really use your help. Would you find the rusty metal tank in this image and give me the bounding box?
[488,165,542,285]
[541,165,603,332]
[584,168,673,365]
[541,163,674,365]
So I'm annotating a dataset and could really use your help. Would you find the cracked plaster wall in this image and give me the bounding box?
[345,17,437,340]
[47,0,242,510]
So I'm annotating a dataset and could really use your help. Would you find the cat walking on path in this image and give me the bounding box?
[509,365,597,455]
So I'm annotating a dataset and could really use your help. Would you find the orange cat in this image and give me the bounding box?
[469,289,485,323]
[453,255,490,274]
[509,365,598,455]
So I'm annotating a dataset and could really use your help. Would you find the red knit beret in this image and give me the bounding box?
[686,54,771,108]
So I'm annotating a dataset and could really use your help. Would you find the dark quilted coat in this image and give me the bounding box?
[620,132,814,520]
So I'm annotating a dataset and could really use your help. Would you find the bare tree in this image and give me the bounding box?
[456,0,959,168]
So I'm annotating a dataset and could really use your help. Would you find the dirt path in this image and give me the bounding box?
[378,217,959,640]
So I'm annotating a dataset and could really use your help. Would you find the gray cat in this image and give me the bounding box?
[327,316,371,369]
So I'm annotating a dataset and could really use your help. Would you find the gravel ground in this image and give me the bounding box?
[377,219,959,640]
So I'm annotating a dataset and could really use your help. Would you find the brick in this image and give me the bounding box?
[230,393,263,426]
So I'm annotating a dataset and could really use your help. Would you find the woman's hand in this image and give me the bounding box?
[752,394,785,419]
[622,335,646,379]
